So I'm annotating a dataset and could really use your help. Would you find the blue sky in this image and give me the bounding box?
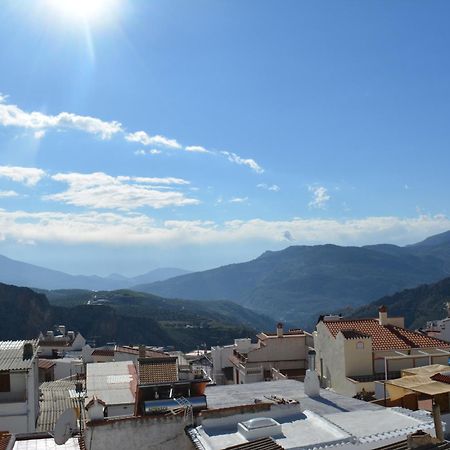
[0,0,449,276]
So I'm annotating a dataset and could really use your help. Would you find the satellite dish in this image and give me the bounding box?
[53,407,77,445]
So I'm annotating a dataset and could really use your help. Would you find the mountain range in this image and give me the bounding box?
[0,254,189,290]
[136,231,450,326]
[1,230,450,328]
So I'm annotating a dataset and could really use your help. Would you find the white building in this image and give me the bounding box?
[38,326,86,358]
[0,340,39,434]
[423,303,450,343]
[188,379,441,450]
[227,324,313,384]
[86,360,137,418]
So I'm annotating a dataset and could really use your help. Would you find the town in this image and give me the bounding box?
[2,304,450,449]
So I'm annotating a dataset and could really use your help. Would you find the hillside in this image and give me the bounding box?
[135,231,450,326]
[0,283,271,350]
[350,276,450,329]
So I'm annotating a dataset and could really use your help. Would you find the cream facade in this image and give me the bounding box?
[314,307,450,397]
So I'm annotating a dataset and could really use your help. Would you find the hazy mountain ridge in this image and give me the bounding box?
[135,231,450,326]
[0,254,189,291]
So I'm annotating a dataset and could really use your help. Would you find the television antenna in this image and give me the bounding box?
[53,407,77,445]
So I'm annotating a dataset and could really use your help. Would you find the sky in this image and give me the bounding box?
[0,0,450,276]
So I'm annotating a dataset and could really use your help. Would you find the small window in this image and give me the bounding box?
[356,341,364,350]
[0,373,10,392]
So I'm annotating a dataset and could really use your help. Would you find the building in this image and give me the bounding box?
[314,306,450,397]
[0,340,39,434]
[38,326,86,358]
[86,360,137,418]
[422,303,450,343]
[227,324,313,384]
[187,379,440,450]
[91,345,170,365]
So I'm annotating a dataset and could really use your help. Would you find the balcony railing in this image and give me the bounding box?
[348,372,401,383]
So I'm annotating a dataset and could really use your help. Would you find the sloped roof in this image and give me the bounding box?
[0,432,12,450]
[38,359,56,370]
[225,437,284,450]
[138,358,178,384]
[0,340,38,371]
[323,319,450,351]
[340,329,371,340]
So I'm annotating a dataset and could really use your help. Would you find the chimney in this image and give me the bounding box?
[138,345,146,359]
[276,323,284,338]
[432,401,444,442]
[23,343,34,360]
[447,302,450,318]
[308,349,316,370]
[58,325,66,335]
[378,305,388,326]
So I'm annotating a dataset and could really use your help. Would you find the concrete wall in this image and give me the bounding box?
[211,345,234,385]
[247,335,307,365]
[84,415,193,450]
[107,403,135,418]
[373,350,449,374]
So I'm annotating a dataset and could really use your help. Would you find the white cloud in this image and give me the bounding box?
[0,190,19,198]
[125,131,181,149]
[221,151,264,174]
[0,95,122,139]
[257,183,280,192]
[185,145,210,154]
[0,211,448,248]
[308,186,330,209]
[45,171,197,210]
[134,148,163,156]
[229,197,249,203]
[0,166,46,186]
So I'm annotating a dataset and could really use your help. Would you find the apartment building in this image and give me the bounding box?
[314,306,450,397]
[0,340,39,433]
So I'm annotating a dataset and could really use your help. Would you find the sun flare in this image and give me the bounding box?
[48,0,117,23]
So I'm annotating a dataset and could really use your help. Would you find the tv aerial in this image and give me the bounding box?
[53,407,77,445]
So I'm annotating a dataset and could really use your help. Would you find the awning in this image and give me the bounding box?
[386,375,450,401]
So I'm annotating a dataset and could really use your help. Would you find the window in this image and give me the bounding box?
[0,373,10,392]
[356,341,364,350]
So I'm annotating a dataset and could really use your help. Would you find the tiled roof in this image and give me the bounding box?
[38,359,56,370]
[91,349,114,357]
[373,437,450,450]
[0,340,38,371]
[323,319,450,351]
[341,329,372,339]
[225,437,284,450]
[0,432,12,450]
[431,373,450,384]
[139,358,178,384]
[115,346,170,358]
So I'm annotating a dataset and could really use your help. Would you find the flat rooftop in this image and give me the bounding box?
[193,380,436,450]
[205,379,382,414]
[86,360,137,406]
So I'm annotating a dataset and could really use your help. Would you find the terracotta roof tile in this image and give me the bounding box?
[0,432,12,450]
[139,358,178,384]
[340,329,372,339]
[323,319,450,351]
[38,359,56,370]
[431,373,450,384]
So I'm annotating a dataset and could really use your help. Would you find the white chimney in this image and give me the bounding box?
[86,397,105,422]
[304,350,320,397]
[447,302,450,319]
[378,305,388,326]
[276,323,284,338]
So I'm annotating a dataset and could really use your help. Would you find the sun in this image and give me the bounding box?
[47,0,117,23]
